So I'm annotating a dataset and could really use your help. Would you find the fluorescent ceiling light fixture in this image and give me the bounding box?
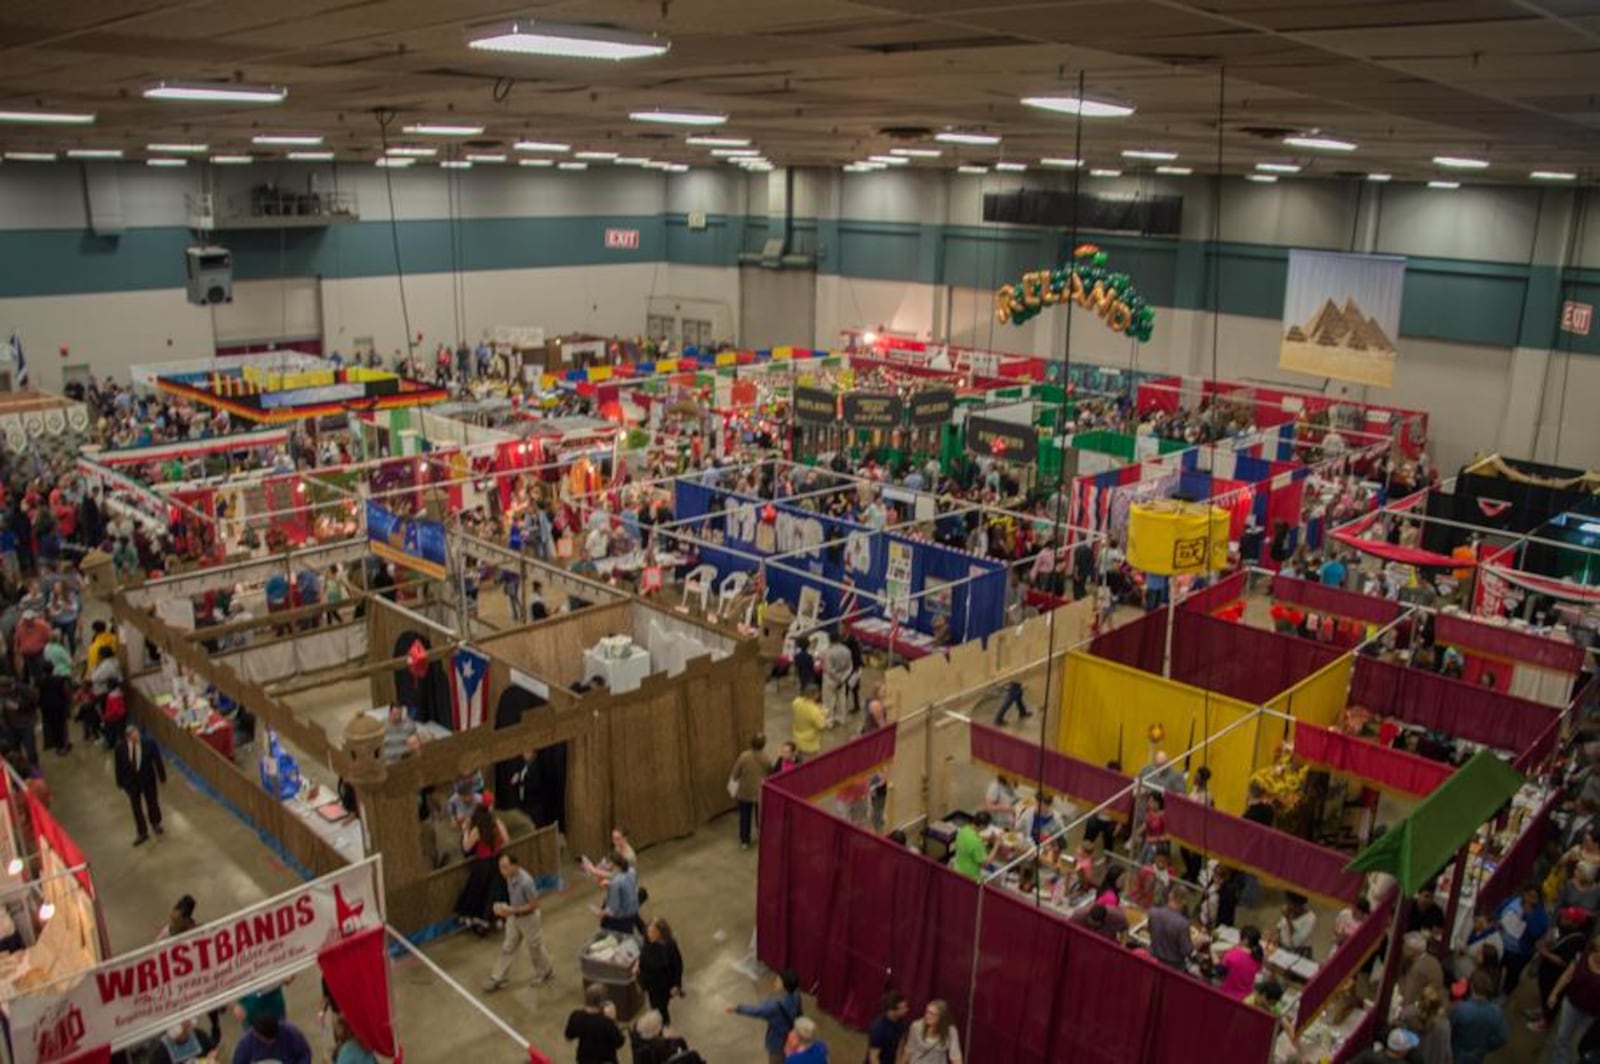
[686,135,749,147]
[711,148,759,157]
[385,145,437,157]
[856,161,888,170]
[995,161,1027,172]
[467,20,669,61]
[890,147,942,158]
[0,109,95,125]
[403,123,484,137]
[518,158,555,168]
[286,151,334,160]
[1123,148,1178,161]
[1427,180,1461,189]
[1255,162,1301,173]
[614,156,650,165]
[147,142,207,153]
[665,163,689,173]
[1090,168,1122,178]
[843,164,871,173]
[575,151,619,160]
[1434,155,1488,170]
[144,81,286,104]
[744,163,774,172]
[1531,170,1577,181]
[1021,93,1136,119]
[1283,133,1357,152]
[1155,165,1193,175]
[375,157,414,168]
[558,161,589,170]
[465,152,507,163]
[867,155,909,166]
[935,130,1000,146]
[3,151,56,162]
[514,140,569,153]
[1040,157,1082,168]
[957,165,989,174]
[1366,172,1392,183]
[1246,173,1278,183]
[147,158,188,167]
[252,134,322,146]
[210,154,253,165]
[66,148,123,159]
[440,160,472,169]
[629,109,727,127]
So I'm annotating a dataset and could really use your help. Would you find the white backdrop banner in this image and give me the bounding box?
[10,858,382,1063]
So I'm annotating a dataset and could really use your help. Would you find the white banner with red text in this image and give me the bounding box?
[9,857,382,1064]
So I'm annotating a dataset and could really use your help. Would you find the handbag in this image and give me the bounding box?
[727,776,740,800]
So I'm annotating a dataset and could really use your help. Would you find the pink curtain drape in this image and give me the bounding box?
[1271,574,1403,627]
[1171,610,1343,706]
[1164,792,1365,902]
[1293,723,1454,797]
[1349,656,1556,754]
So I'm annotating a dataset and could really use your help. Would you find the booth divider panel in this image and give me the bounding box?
[606,688,699,847]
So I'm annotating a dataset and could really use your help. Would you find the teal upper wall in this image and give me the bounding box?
[0,211,1589,356]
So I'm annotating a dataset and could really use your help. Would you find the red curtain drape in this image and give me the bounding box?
[1435,614,1585,673]
[1164,792,1365,902]
[764,727,897,801]
[1171,610,1343,706]
[1180,571,1248,617]
[318,927,399,1059]
[1087,607,1168,674]
[1349,657,1556,754]
[26,791,92,895]
[1515,714,1564,774]
[1297,890,1396,1030]
[1270,574,1403,627]
[1477,794,1559,918]
[969,724,1134,816]
[1292,723,1454,797]
[1144,961,1277,1064]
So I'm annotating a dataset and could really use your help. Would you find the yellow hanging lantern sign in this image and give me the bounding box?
[1126,500,1231,575]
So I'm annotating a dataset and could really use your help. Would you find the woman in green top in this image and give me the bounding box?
[952,812,994,881]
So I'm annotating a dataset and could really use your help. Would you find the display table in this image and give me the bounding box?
[281,786,364,860]
[362,707,452,743]
[583,645,653,694]
[847,617,937,660]
[1211,924,1319,983]
[153,693,235,761]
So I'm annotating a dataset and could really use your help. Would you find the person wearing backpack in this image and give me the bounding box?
[729,968,802,1064]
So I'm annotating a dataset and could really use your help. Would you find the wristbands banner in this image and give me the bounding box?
[10,859,382,1063]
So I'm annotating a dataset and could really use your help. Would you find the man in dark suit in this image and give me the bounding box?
[114,725,166,846]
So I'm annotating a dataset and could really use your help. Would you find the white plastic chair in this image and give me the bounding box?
[717,571,750,619]
[680,564,717,614]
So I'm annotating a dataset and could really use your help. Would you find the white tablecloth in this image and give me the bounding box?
[583,646,653,693]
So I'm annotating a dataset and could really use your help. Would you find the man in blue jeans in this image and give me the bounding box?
[994,681,1032,725]
[729,968,802,1064]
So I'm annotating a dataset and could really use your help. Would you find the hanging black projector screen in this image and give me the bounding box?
[982,190,1183,235]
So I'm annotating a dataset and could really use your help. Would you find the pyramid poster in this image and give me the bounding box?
[1279,249,1405,388]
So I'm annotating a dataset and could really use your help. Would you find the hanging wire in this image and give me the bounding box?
[1550,184,1591,461]
[374,111,415,365]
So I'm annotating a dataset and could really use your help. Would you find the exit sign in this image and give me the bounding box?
[1563,300,1593,337]
[604,228,640,250]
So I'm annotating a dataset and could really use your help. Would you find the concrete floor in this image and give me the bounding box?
[50,578,1542,1062]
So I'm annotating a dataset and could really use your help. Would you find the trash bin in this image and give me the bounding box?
[579,929,644,1022]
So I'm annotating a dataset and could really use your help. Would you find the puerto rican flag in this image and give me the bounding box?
[450,648,490,732]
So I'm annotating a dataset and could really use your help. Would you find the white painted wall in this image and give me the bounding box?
[0,287,214,383]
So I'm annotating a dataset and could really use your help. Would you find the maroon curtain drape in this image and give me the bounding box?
[969,887,1274,1064]
[765,726,897,800]
[1181,571,1248,616]
[1293,723,1454,797]
[1270,574,1402,627]
[318,927,398,1058]
[1477,794,1560,918]
[1170,610,1343,706]
[1349,657,1556,754]
[1514,714,1564,775]
[1335,1007,1383,1063]
[969,724,1134,816]
[1088,606,1169,674]
[757,793,979,1029]
[1164,792,1364,902]
[1435,614,1585,673]
[1296,890,1396,1030]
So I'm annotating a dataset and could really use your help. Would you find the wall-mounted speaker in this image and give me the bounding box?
[185,245,233,305]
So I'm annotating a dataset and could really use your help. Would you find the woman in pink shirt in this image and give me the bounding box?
[1219,926,1265,1001]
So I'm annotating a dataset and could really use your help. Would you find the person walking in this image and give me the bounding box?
[330,1014,377,1064]
[114,724,166,846]
[564,984,624,1064]
[785,1017,828,1064]
[599,851,641,935]
[230,1015,312,1064]
[730,734,771,849]
[634,918,685,1025]
[992,681,1032,726]
[822,635,853,725]
[1446,969,1506,1063]
[482,854,553,992]
[729,969,803,1064]
[39,631,71,755]
[455,803,509,935]
[866,990,911,1064]
[897,1000,962,1064]
[1547,932,1600,1064]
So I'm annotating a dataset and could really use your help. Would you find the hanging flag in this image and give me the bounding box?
[450,647,490,731]
[8,332,27,388]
